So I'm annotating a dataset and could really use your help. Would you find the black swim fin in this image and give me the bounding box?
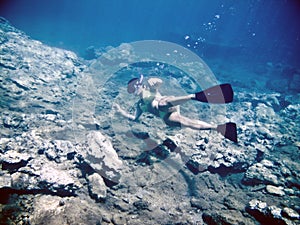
[217,122,238,143]
[193,83,233,104]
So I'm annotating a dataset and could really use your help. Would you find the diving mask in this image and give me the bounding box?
[133,74,144,95]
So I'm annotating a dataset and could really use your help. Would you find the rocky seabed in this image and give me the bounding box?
[1,17,300,225]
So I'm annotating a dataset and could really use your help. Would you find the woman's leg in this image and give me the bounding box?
[158,95,194,108]
[166,112,217,130]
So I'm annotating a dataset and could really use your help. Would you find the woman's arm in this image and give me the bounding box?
[114,103,142,121]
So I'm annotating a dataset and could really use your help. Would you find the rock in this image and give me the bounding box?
[13,158,81,195]
[266,185,285,196]
[114,199,131,212]
[282,104,300,120]
[82,131,123,185]
[133,199,150,211]
[284,188,295,195]
[0,130,83,195]
[2,114,25,129]
[261,159,274,168]
[0,172,11,188]
[30,195,102,225]
[1,150,31,172]
[38,162,80,194]
[186,155,209,174]
[195,139,207,150]
[186,142,256,175]
[223,194,245,211]
[112,214,127,225]
[87,173,107,201]
[202,210,255,225]
[282,207,300,220]
[246,199,289,225]
[256,126,274,139]
[44,140,76,162]
[255,103,277,123]
[248,199,267,211]
[190,197,210,210]
[44,147,58,161]
[11,172,33,190]
[0,137,10,147]
[242,161,281,186]
[268,205,283,220]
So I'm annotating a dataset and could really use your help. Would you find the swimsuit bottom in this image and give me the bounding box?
[162,112,181,127]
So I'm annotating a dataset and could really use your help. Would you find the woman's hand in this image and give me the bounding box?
[113,103,136,120]
[113,103,123,114]
[112,103,119,109]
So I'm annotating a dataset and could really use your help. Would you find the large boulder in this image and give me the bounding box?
[78,131,123,185]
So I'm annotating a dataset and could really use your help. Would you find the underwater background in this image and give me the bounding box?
[1,0,300,224]
[1,0,300,66]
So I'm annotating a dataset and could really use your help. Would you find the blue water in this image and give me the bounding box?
[1,0,300,66]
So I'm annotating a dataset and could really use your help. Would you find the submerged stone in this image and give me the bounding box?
[282,207,300,220]
[87,173,107,201]
[82,131,123,185]
[266,185,285,196]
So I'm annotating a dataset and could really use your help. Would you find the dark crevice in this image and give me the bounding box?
[0,187,76,204]
[207,163,248,177]
[9,78,30,90]
[186,161,248,177]
[2,160,30,173]
[245,207,287,225]
[0,62,16,70]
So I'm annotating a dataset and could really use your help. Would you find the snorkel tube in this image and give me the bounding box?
[137,74,144,87]
[134,74,144,95]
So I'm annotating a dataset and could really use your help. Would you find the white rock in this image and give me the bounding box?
[268,205,282,219]
[0,138,10,145]
[88,173,107,201]
[248,199,267,210]
[1,150,31,164]
[282,207,300,220]
[261,159,274,168]
[243,162,279,186]
[0,173,11,188]
[85,131,123,184]
[257,201,267,210]
[215,153,223,160]
[266,185,285,196]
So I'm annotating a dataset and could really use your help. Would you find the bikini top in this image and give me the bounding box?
[138,90,177,119]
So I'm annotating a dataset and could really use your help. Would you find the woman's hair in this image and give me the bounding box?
[127,78,139,93]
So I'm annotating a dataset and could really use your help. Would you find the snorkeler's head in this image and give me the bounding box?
[127,78,139,93]
[127,75,144,94]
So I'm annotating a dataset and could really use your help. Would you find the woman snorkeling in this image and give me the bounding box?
[114,75,237,142]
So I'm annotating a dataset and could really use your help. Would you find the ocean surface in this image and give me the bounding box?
[1,0,300,66]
